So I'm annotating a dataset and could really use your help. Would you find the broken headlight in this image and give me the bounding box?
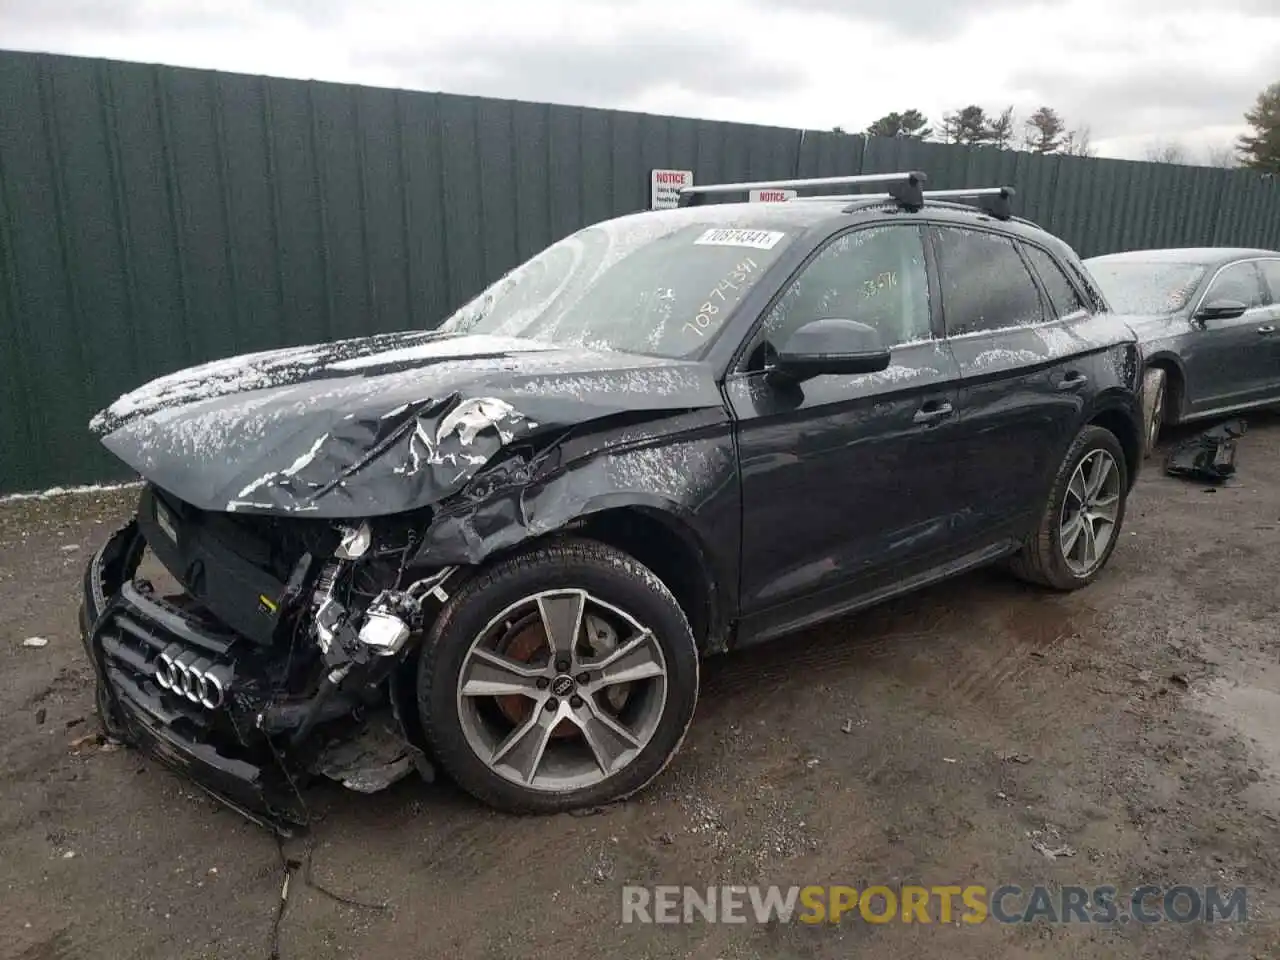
[334,521,372,560]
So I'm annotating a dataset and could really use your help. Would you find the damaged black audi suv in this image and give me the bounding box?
[81,172,1145,828]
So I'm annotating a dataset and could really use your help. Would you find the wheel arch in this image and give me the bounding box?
[417,490,732,656]
[1086,400,1142,489]
[571,504,726,654]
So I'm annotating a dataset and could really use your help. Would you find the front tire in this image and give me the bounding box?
[1010,425,1129,590]
[1142,367,1166,457]
[417,538,699,814]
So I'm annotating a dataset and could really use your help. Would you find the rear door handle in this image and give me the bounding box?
[1258,325,1276,335]
[913,400,954,424]
[1057,371,1089,391]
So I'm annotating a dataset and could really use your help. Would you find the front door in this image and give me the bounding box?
[727,222,966,644]
[1184,260,1274,413]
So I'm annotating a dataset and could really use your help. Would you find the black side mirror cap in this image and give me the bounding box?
[1195,299,1248,323]
[768,318,892,385]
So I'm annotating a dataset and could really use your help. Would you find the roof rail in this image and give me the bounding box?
[788,185,1016,220]
[677,171,926,209]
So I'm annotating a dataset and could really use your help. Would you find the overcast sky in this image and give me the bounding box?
[2,0,1276,162]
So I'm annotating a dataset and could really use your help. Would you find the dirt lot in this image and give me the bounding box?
[2,417,1279,960]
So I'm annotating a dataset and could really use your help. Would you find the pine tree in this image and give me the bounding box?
[1237,82,1280,172]
[1024,107,1066,154]
[941,105,991,145]
[985,107,1016,149]
[864,110,933,139]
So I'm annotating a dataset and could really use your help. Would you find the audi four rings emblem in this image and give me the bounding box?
[154,644,233,709]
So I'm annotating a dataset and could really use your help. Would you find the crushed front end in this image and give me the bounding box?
[80,484,454,833]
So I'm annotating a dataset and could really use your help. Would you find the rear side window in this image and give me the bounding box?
[932,227,1045,336]
[1023,245,1087,318]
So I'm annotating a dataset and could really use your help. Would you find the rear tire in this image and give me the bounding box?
[1010,425,1129,591]
[417,538,699,814]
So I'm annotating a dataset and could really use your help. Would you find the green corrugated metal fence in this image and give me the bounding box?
[2,49,1279,493]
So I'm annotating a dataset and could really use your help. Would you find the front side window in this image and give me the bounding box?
[932,227,1045,336]
[1259,259,1280,305]
[757,224,932,353]
[1203,262,1266,309]
[1023,245,1087,318]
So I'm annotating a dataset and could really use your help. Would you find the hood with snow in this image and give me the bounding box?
[90,331,723,518]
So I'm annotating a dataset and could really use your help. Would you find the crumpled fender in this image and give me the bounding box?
[412,407,740,645]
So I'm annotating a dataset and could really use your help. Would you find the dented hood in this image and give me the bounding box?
[91,331,723,518]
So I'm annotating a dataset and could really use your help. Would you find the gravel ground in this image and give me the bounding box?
[2,416,1278,960]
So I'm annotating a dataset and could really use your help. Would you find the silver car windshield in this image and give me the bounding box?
[436,210,800,360]
[1086,260,1209,315]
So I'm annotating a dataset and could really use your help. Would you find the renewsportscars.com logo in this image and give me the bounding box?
[621,884,1248,925]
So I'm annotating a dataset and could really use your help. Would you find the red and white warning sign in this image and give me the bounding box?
[748,188,797,202]
[650,169,694,210]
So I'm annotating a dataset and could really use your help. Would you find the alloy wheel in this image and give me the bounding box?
[1059,449,1122,576]
[1148,379,1165,451]
[455,589,668,792]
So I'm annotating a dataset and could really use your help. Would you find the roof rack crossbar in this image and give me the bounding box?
[677,171,926,208]
[787,185,1016,220]
[921,186,1015,220]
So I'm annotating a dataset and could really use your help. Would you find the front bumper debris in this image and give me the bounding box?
[1165,419,1246,484]
[80,519,432,833]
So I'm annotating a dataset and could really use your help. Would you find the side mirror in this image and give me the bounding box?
[1195,299,1248,323]
[768,318,892,385]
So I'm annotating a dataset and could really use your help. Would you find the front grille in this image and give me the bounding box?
[97,582,248,738]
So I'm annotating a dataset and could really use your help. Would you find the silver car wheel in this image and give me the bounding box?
[455,589,669,793]
[1146,374,1166,453]
[1059,449,1122,576]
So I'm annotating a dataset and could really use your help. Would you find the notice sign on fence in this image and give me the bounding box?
[650,169,694,209]
[749,188,797,202]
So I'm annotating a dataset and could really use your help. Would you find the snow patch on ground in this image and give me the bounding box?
[0,480,143,504]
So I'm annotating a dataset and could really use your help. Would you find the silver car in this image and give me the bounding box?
[1083,247,1280,452]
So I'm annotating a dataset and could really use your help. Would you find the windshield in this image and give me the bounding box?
[436,210,801,359]
[1084,259,1209,315]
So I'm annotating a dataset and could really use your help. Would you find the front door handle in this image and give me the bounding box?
[1258,325,1276,335]
[1057,371,1089,391]
[913,400,954,424]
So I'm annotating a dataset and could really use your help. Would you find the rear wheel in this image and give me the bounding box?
[418,538,699,814]
[1010,425,1129,590]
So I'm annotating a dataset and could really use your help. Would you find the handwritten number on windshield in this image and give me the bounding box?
[684,257,759,338]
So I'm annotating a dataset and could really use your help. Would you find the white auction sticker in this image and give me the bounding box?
[693,228,786,250]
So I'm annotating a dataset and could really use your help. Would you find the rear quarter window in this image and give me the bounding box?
[1023,245,1087,318]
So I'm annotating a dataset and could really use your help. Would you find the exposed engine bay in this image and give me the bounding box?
[82,483,464,832]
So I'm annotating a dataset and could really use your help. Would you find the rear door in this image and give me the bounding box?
[1184,260,1273,412]
[932,226,1099,549]
[728,222,967,642]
